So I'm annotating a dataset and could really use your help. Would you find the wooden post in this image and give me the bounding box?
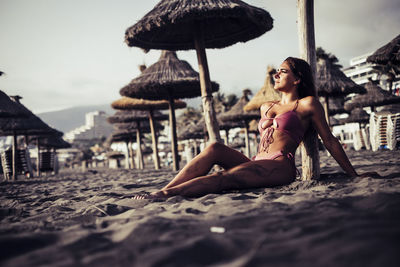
[224,129,229,145]
[128,141,136,169]
[148,110,160,170]
[168,95,179,171]
[125,141,131,169]
[193,23,222,143]
[244,124,250,158]
[36,138,41,177]
[297,0,320,180]
[12,133,17,181]
[136,122,144,170]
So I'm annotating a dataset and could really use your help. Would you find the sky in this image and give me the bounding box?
[0,0,399,114]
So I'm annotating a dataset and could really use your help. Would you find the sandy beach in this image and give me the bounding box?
[1,149,400,267]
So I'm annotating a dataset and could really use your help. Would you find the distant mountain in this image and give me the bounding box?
[36,98,202,134]
[37,104,114,133]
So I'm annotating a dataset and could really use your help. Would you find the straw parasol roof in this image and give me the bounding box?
[120,51,219,99]
[177,125,205,141]
[104,130,137,148]
[106,151,125,159]
[344,108,370,124]
[125,0,273,50]
[219,90,259,123]
[0,100,52,137]
[107,110,152,124]
[244,66,280,112]
[0,90,30,118]
[316,57,366,97]
[29,135,71,149]
[367,34,400,65]
[344,80,400,111]
[114,120,163,133]
[329,117,344,127]
[379,103,400,113]
[328,97,347,116]
[112,97,186,110]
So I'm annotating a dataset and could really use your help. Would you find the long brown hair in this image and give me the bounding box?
[284,57,316,98]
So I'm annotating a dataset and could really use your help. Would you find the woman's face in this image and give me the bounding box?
[273,61,299,92]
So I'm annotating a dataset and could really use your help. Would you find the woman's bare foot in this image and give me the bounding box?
[132,191,167,200]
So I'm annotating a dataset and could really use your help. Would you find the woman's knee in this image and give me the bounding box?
[204,141,226,155]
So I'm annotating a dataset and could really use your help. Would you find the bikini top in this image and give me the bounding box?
[258,100,305,153]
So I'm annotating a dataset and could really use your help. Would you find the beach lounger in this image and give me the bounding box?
[370,111,400,151]
[39,151,55,173]
[0,148,31,180]
[387,112,400,150]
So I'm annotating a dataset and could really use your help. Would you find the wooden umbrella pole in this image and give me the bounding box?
[12,132,17,181]
[297,0,320,180]
[24,135,34,178]
[168,95,179,171]
[244,124,250,158]
[125,141,130,169]
[128,141,136,169]
[148,110,160,170]
[36,138,41,177]
[136,122,144,170]
[193,22,222,144]
[224,129,229,145]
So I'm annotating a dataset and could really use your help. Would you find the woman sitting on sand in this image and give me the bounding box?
[135,57,376,199]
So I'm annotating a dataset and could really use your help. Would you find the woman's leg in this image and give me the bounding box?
[162,142,250,190]
[155,158,295,198]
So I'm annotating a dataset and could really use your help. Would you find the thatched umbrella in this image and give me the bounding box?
[0,96,54,180]
[328,97,347,116]
[107,110,153,169]
[316,57,366,125]
[178,125,205,141]
[344,80,400,112]
[219,89,259,157]
[329,117,344,127]
[380,103,400,113]
[344,108,370,125]
[125,0,273,144]
[0,90,30,118]
[367,34,400,93]
[31,135,71,150]
[367,34,400,65]
[244,66,280,112]
[120,50,219,171]
[112,96,186,169]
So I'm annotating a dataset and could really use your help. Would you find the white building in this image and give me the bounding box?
[343,52,400,93]
[64,111,113,142]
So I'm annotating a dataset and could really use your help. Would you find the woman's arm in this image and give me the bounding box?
[305,97,358,177]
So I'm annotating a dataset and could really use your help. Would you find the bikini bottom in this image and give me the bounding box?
[252,151,299,176]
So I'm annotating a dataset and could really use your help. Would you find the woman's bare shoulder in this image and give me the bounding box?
[299,96,320,108]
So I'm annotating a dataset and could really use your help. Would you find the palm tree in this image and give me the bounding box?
[371,63,400,94]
